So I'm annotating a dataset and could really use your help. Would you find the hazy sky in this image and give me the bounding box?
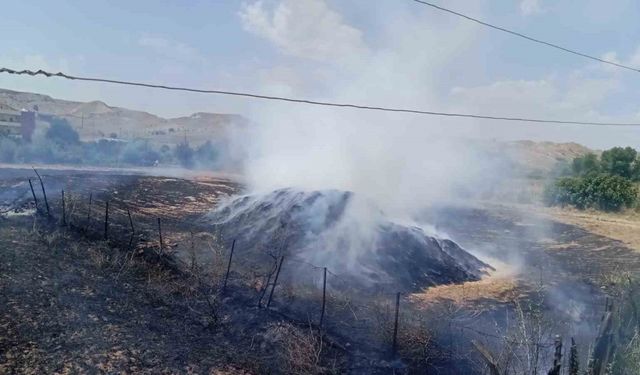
[1,0,639,148]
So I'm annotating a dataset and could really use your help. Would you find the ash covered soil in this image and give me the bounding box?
[0,168,349,374]
[2,167,640,373]
[420,203,640,344]
[423,204,640,288]
[0,222,259,374]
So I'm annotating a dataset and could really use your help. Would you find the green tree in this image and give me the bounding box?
[600,147,637,178]
[174,142,195,168]
[545,174,637,211]
[571,153,600,175]
[121,139,160,166]
[587,174,637,211]
[544,176,583,207]
[45,118,79,145]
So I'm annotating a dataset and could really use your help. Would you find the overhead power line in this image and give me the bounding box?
[2,67,640,127]
[411,0,640,74]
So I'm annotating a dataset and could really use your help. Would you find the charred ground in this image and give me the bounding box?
[2,167,640,374]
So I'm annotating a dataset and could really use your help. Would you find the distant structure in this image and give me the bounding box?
[0,103,37,141]
[20,109,36,141]
[0,103,21,137]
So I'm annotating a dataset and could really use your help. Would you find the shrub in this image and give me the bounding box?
[120,140,160,166]
[82,140,124,165]
[45,118,80,145]
[544,177,582,208]
[601,147,637,179]
[174,142,195,168]
[195,140,218,168]
[265,322,325,375]
[571,153,600,176]
[0,138,18,162]
[17,138,83,164]
[544,174,637,211]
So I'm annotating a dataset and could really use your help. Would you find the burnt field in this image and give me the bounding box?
[1,167,640,374]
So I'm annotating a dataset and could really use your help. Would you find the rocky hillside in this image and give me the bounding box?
[0,88,595,174]
[0,88,248,145]
[470,138,594,177]
[501,140,594,173]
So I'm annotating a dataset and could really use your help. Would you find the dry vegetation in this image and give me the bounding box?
[411,275,522,308]
[540,206,640,252]
[264,322,330,375]
[3,167,640,374]
[0,216,344,374]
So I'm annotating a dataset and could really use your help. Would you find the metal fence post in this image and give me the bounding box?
[222,239,236,291]
[266,256,285,308]
[319,267,327,327]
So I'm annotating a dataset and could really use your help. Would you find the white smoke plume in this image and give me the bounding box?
[236,0,497,218]
[205,0,512,284]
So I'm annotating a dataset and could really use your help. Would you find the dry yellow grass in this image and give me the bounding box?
[479,199,640,252]
[411,263,524,308]
[541,206,640,252]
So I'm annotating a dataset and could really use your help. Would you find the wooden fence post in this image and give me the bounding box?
[392,292,401,356]
[33,168,49,216]
[266,255,285,308]
[319,267,327,327]
[222,239,236,291]
[104,201,109,240]
[28,179,38,210]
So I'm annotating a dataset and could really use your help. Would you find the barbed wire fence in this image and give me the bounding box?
[2,170,603,373]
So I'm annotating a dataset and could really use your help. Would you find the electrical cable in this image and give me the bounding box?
[2,67,639,127]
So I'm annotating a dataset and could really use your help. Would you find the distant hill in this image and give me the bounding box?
[0,88,595,174]
[501,140,594,173]
[0,88,248,145]
[469,138,594,176]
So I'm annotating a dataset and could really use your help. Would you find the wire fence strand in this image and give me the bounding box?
[2,67,640,127]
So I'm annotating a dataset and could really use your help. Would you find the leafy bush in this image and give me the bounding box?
[1,126,227,170]
[120,139,160,166]
[571,153,600,176]
[174,142,195,168]
[544,174,637,211]
[600,146,638,179]
[196,141,216,161]
[45,118,80,145]
[0,137,18,162]
[195,141,218,168]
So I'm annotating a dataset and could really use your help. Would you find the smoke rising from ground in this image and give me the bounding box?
[237,0,506,220]
[205,0,530,285]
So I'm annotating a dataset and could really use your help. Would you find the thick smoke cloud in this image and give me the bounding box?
[237,0,498,218]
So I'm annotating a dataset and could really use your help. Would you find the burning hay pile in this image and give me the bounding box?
[208,188,492,291]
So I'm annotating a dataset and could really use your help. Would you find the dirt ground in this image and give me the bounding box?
[419,202,640,354]
[3,166,640,374]
[0,221,244,374]
[0,215,352,374]
[539,206,640,252]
